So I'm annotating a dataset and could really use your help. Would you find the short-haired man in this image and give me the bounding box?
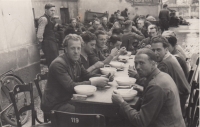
[88,19,105,33]
[37,3,59,67]
[101,17,113,32]
[151,35,190,114]
[138,24,158,49]
[88,30,119,65]
[136,19,150,38]
[112,48,186,127]
[41,34,109,112]
[64,18,82,35]
[159,4,170,32]
[164,35,189,78]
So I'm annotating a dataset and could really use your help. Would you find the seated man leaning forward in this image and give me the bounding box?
[112,48,186,127]
[41,34,110,112]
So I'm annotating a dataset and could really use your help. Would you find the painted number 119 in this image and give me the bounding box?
[71,118,79,123]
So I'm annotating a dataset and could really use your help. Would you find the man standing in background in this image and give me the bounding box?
[159,4,170,32]
[37,3,59,67]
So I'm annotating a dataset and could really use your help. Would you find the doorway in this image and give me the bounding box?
[60,8,70,24]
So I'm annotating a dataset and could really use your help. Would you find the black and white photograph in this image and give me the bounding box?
[0,0,199,127]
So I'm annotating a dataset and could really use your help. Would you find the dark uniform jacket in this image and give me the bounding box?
[120,68,186,127]
[41,54,97,112]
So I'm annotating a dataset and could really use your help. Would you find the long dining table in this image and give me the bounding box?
[70,55,143,118]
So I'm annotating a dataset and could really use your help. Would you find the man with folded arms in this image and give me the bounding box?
[112,48,185,127]
[37,3,59,67]
[41,34,110,112]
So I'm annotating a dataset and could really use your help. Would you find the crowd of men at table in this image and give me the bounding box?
[36,3,191,127]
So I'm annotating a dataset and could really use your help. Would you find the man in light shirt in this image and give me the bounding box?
[37,3,59,67]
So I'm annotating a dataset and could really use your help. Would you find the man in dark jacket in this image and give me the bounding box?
[64,18,82,35]
[41,34,110,112]
[121,8,129,19]
[112,48,185,127]
[159,4,170,32]
[37,3,59,67]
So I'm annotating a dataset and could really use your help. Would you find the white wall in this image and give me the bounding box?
[0,0,36,52]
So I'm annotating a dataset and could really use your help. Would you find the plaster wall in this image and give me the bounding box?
[0,0,40,83]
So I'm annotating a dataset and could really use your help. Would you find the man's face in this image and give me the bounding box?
[96,34,107,49]
[135,54,154,77]
[137,20,144,29]
[93,21,100,29]
[151,43,168,62]
[71,20,77,27]
[102,18,107,25]
[84,40,96,53]
[65,40,81,61]
[46,7,55,17]
[148,25,157,37]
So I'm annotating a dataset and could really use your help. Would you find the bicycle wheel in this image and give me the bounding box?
[0,75,30,126]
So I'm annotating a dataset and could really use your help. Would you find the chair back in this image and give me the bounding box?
[34,71,48,100]
[9,83,35,127]
[185,81,199,127]
[51,110,106,127]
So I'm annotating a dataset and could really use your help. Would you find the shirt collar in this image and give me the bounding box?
[163,51,171,60]
[145,68,160,86]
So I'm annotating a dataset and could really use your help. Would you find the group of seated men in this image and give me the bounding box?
[41,7,190,127]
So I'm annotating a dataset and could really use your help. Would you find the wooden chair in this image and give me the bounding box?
[34,72,48,100]
[9,82,51,127]
[51,110,106,127]
[34,71,50,123]
[185,81,199,127]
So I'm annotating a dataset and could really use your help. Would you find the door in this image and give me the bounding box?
[60,8,70,24]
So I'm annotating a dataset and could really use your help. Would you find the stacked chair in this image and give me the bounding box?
[185,53,199,127]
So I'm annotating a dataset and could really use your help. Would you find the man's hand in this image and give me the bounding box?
[90,77,109,88]
[119,47,127,55]
[94,61,104,69]
[112,91,124,105]
[145,44,151,49]
[132,85,144,93]
[132,26,138,32]
[110,48,119,57]
[128,68,138,78]
[101,73,114,82]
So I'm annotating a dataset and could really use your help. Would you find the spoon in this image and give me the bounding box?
[127,86,134,93]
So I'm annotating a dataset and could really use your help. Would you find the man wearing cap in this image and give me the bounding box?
[159,4,170,32]
[37,3,59,67]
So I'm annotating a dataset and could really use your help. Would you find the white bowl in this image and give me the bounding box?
[109,61,125,69]
[115,77,136,86]
[114,89,137,101]
[100,67,116,76]
[74,85,96,96]
[118,55,129,61]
